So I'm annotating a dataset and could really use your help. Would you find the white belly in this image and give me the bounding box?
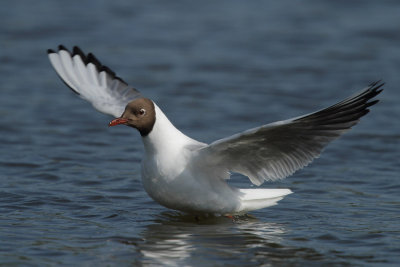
[140,158,240,214]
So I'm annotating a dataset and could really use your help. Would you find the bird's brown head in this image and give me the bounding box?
[109,98,156,136]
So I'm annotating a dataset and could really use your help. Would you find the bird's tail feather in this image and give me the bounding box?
[238,188,292,212]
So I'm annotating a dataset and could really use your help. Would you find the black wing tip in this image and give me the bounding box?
[100,65,115,76]
[369,79,384,87]
[365,80,384,104]
[87,53,104,72]
[295,80,384,125]
[367,99,379,106]
[346,80,384,114]
[47,45,69,54]
[49,45,139,93]
[72,46,87,62]
[361,109,370,117]
[369,80,384,94]
[50,45,124,81]
[72,45,83,54]
[58,44,69,52]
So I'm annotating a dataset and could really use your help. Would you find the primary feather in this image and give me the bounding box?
[196,81,383,185]
[48,45,141,117]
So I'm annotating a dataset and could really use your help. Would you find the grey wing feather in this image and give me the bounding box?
[48,45,142,117]
[197,81,383,185]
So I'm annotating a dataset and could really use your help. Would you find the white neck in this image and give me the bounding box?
[142,103,198,156]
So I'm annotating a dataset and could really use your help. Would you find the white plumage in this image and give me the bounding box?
[48,46,383,215]
[48,45,141,117]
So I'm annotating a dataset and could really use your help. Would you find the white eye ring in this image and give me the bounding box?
[139,108,146,115]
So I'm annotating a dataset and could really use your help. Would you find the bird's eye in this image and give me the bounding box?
[139,108,146,116]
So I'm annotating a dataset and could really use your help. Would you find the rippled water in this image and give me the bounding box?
[1,0,399,266]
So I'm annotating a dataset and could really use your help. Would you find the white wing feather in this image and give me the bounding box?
[48,45,142,117]
[196,82,383,185]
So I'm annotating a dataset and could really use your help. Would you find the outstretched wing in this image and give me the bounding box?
[48,45,142,117]
[196,81,383,185]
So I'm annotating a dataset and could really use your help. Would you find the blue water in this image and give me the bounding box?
[1,0,399,266]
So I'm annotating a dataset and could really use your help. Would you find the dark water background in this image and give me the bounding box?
[1,0,399,266]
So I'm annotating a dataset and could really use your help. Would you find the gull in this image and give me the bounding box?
[47,45,383,215]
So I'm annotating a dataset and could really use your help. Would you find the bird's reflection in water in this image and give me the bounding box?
[137,211,287,265]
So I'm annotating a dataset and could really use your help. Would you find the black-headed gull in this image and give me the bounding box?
[48,45,383,215]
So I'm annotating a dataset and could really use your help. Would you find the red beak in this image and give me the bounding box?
[109,118,128,127]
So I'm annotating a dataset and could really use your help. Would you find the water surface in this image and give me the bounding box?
[1,0,399,266]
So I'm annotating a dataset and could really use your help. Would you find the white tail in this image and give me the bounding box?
[238,188,292,212]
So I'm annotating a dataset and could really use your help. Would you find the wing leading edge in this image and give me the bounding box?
[196,81,383,185]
